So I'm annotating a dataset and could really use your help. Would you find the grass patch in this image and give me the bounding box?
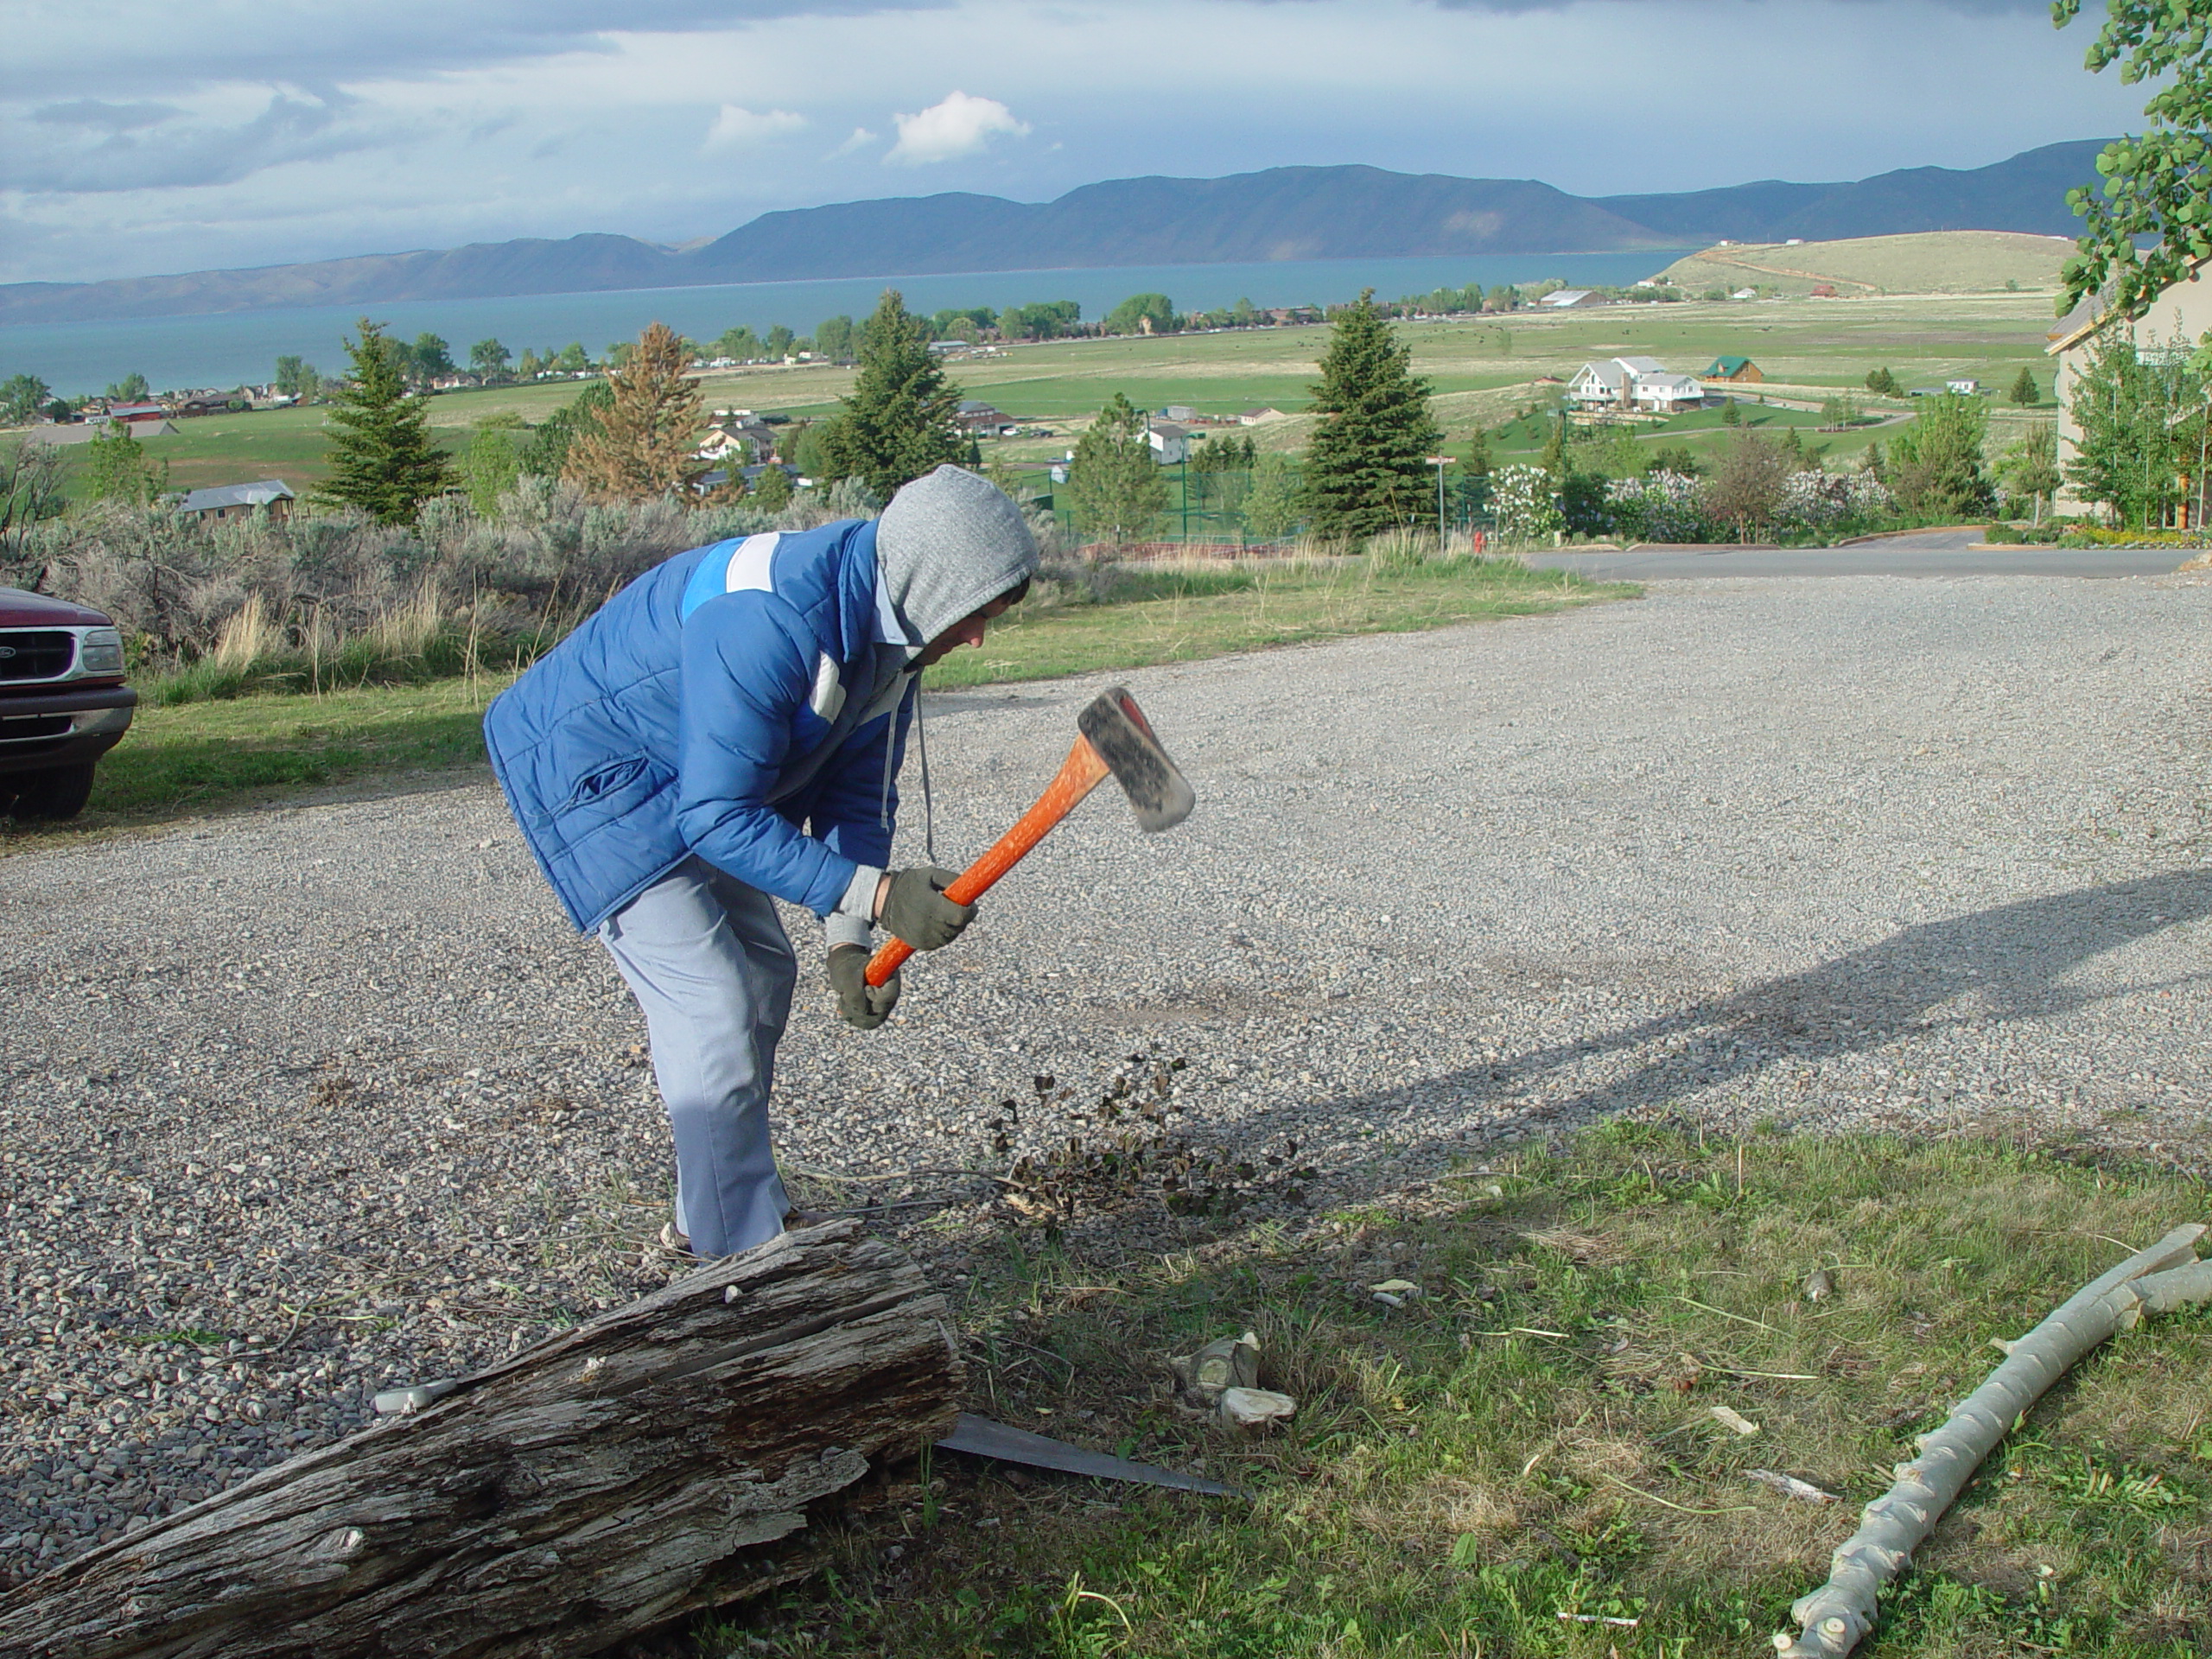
[0,675,506,846]
[924,556,1624,690]
[698,1127,2212,1657]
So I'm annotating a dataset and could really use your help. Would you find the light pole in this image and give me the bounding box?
[1426,454,1453,543]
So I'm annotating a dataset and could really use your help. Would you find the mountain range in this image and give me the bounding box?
[0,140,2104,327]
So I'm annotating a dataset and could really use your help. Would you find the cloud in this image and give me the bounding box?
[703,104,804,149]
[32,99,179,130]
[828,125,880,158]
[886,91,1027,165]
[3,93,377,194]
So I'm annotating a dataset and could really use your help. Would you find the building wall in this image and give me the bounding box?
[2053,270,2212,512]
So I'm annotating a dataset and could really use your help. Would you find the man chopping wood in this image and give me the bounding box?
[484,464,1037,1258]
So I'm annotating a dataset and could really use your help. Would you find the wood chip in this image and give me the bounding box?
[1709,1405,1761,1437]
[1745,1468,1837,1503]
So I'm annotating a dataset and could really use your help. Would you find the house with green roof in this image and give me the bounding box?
[1702,356,1764,383]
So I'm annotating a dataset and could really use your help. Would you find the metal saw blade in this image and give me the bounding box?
[936,1412,1243,1497]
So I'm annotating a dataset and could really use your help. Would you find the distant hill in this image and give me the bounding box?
[1654,230,2079,297]
[0,141,2107,327]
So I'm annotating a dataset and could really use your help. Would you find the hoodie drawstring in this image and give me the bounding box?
[880,683,936,864]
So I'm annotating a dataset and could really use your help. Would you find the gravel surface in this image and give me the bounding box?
[6,571,2212,1586]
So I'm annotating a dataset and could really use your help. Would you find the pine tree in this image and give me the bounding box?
[1068,393,1169,545]
[750,464,793,513]
[2009,366,2039,406]
[1301,290,1442,540]
[815,290,965,502]
[320,318,454,524]
[564,321,706,503]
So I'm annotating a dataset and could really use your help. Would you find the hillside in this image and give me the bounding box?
[1651,231,2076,297]
[0,141,2107,327]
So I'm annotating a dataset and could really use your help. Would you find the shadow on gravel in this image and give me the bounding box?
[1319,868,2212,1152]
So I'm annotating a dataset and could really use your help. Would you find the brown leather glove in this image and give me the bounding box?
[877,865,976,951]
[828,945,899,1030]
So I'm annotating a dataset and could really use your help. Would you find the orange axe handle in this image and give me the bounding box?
[865,734,1112,988]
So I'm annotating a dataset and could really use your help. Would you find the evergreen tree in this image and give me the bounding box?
[1301,289,1442,539]
[1068,392,1168,544]
[2008,365,2039,406]
[564,321,707,503]
[750,464,793,513]
[1889,392,1996,520]
[2000,422,2063,524]
[1463,428,1493,478]
[814,290,965,503]
[1865,366,1901,397]
[1720,399,1743,426]
[319,317,454,524]
[518,381,612,478]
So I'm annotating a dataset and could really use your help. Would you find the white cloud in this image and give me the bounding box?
[885,91,1027,166]
[703,104,804,149]
[828,125,879,158]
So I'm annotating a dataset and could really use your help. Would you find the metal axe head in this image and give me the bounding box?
[1076,686,1195,833]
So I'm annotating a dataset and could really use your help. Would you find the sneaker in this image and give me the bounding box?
[658,1221,691,1254]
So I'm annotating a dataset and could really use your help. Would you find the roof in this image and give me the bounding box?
[177,479,294,513]
[1617,356,1667,374]
[1148,421,1192,439]
[1540,289,1594,306]
[2044,258,2212,355]
[1705,356,1752,373]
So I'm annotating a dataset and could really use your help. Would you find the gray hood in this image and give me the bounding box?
[874,465,1039,656]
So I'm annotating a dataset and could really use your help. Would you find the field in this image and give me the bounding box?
[29,283,2068,501]
[1655,230,2077,300]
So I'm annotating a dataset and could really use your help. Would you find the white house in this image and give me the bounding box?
[1540,289,1601,308]
[1147,420,1192,463]
[1568,357,1707,414]
[1946,378,1982,396]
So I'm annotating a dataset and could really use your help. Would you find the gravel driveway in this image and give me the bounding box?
[6,571,2211,1586]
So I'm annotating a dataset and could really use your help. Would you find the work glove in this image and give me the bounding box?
[877,865,976,951]
[827,944,899,1031]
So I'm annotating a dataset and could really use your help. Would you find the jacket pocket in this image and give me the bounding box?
[557,753,651,814]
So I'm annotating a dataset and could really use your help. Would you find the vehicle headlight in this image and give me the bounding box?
[79,626,124,675]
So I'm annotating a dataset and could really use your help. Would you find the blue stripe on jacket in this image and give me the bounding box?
[483,518,911,931]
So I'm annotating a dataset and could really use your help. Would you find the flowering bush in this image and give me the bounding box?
[1775,469,1893,529]
[1605,469,1710,543]
[1491,464,1564,543]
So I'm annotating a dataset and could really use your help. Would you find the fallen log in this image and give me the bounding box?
[0,1220,960,1659]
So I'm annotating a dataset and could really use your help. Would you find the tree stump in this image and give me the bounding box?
[0,1220,961,1659]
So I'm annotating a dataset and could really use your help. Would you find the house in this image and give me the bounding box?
[956,398,1015,436]
[1237,407,1289,425]
[107,403,167,424]
[1147,420,1192,464]
[1702,357,1764,384]
[2047,257,2212,513]
[1539,289,1603,308]
[1946,378,1982,396]
[697,421,779,464]
[1731,288,1758,301]
[1568,357,1707,415]
[1162,405,1198,423]
[175,480,295,522]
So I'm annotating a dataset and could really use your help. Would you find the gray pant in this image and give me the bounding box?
[599,857,797,1256]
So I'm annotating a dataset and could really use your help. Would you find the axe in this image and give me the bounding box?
[865,685,1195,987]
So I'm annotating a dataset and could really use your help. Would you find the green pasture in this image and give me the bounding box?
[30,290,2064,499]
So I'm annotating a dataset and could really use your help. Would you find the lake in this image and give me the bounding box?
[0,251,1688,395]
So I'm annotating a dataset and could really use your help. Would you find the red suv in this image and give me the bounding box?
[0,587,137,820]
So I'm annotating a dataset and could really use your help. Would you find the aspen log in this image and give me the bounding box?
[0,1221,961,1659]
[1773,1224,2209,1657]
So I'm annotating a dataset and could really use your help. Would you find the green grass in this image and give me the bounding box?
[923,557,1624,691]
[38,290,2065,499]
[0,557,1618,840]
[0,675,506,846]
[690,1125,2212,1658]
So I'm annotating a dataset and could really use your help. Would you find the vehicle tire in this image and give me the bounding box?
[8,763,97,821]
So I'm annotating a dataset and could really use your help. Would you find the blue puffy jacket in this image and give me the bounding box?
[484,518,912,931]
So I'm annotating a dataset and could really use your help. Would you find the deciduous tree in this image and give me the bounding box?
[1243,452,1303,541]
[104,372,151,404]
[2052,0,2212,318]
[1103,294,1177,336]
[1068,392,1168,545]
[2,374,54,425]
[564,321,707,503]
[469,339,512,381]
[1706,430,1790,542]
[813,290,965,502]
[2001,423,2063,524]
[1301,289,1442,540]
[320,318,454,525]
[84,423,168,506]
[273,356,321,400]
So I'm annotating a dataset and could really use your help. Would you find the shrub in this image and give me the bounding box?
[1605,470,1710,543]
[1490,464,1563,543]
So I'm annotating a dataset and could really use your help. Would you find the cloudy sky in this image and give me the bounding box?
[1,0,2148,285]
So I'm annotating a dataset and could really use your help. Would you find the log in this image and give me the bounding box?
[1773,1224,2209,1657]
[0,1221,961,1659]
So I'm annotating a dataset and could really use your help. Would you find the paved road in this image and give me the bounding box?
[1532,530,2189,581]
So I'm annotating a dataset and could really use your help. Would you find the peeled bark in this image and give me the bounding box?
[0,1220,960,1659]
[1774,1224,2209,1657]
